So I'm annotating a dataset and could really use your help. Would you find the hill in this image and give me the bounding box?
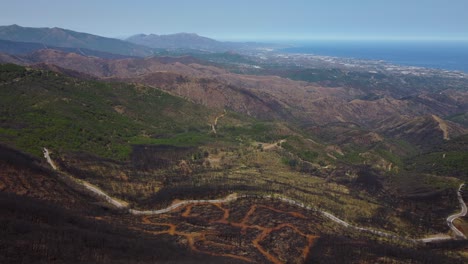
[0,39,135,59]
[0,63,217,159]
[0,144,232,264]
[9,49,467,130]
[126,32,287,52]
[0,52,24,64]
[405,134,468,178]
[378,115,467,149]
[127,33,227,51]
[2,25,468,263]
[3,49,466,174]
[2,49,291,120]
[0,25,154,57]
[2,63,468,263]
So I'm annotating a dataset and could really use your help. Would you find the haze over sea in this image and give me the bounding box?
[282,41,468,73]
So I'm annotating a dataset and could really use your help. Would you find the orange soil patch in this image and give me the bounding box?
[135,200,319,263]
[182,204,193,217]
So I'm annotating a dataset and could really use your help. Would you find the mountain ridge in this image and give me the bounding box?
[2,48,466,131]
[126,31,287,51]
[0,24,154,57]
[127,32,224,51]
[0,39,136,59]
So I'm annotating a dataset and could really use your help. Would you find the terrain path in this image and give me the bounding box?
[446,183,467,239]
[262,139,286,151]
[43,148,467,244]
[129,194,239,215]
[43,148,57,170]
[82,181,128,208]
[210,109,226,134]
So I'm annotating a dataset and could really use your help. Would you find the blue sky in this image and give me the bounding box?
[1,0,467,41]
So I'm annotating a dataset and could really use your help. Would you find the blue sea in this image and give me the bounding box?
[281,41,468,72]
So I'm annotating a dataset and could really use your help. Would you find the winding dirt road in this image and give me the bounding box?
[43,148,467,244]
[82,181,128,208]
[447,183,467,239]
[129,194,239,215]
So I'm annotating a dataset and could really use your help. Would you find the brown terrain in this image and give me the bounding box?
[2,49,466,134]
[0,145,332,263]
[378,114,467,148]
[2,144,465,264]
[0,145,94,210]
[131,199,320,264]
[0,25,468,263]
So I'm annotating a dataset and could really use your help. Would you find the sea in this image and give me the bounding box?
[281,40,468,73]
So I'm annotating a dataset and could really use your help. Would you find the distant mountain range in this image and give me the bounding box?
[0,25,285,57]
[0,24,466,162]
[2,22,468,264]
[3,48,466,137]
[0,25,154,57]
[126,33,284,51]
[126,33,226,51]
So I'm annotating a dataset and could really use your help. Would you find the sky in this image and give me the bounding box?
[1,0,467,41]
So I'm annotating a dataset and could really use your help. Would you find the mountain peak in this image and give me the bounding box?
[174,32,199,36]
[0,25,154,57]
[126,32,224,50]
[130,32,201,38]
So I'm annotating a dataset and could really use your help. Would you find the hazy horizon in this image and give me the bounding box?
[3,23,468,44]
[1,0,467,42]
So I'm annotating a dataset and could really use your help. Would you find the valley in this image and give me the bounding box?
[41,147,468,244]
[0,24,467,263]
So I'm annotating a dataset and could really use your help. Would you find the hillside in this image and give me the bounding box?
[8,49,467,131]
[2,63,468,263]
[126,33,287,52]
[0,52,24,64]
[0,25,154,57]
[406,134,468,178]
[0,39,135,59]
[3,48,467,171]
[0,63,219,159]
[0,144,234,264]
[127,33,227,51]
[2,49,292,120]
[0,63,290,159]
[2,146,460,264]
[378,115,467,149]
[1,0,468,260]
[3,49,467,178]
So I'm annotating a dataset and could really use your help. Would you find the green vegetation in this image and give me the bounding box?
[0,64,292,161]
[221,122,284,143]
[407,151,468,179]
[0,64,215,159]
[2,63,467,247]
[282,140,319,163]
[387,172,460,197]
[447,112,468,127]
[405,135,468,179]
[374,148,402,167]
[129,132,210,147]
[340,150,365,164]
[278,136,326,163]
